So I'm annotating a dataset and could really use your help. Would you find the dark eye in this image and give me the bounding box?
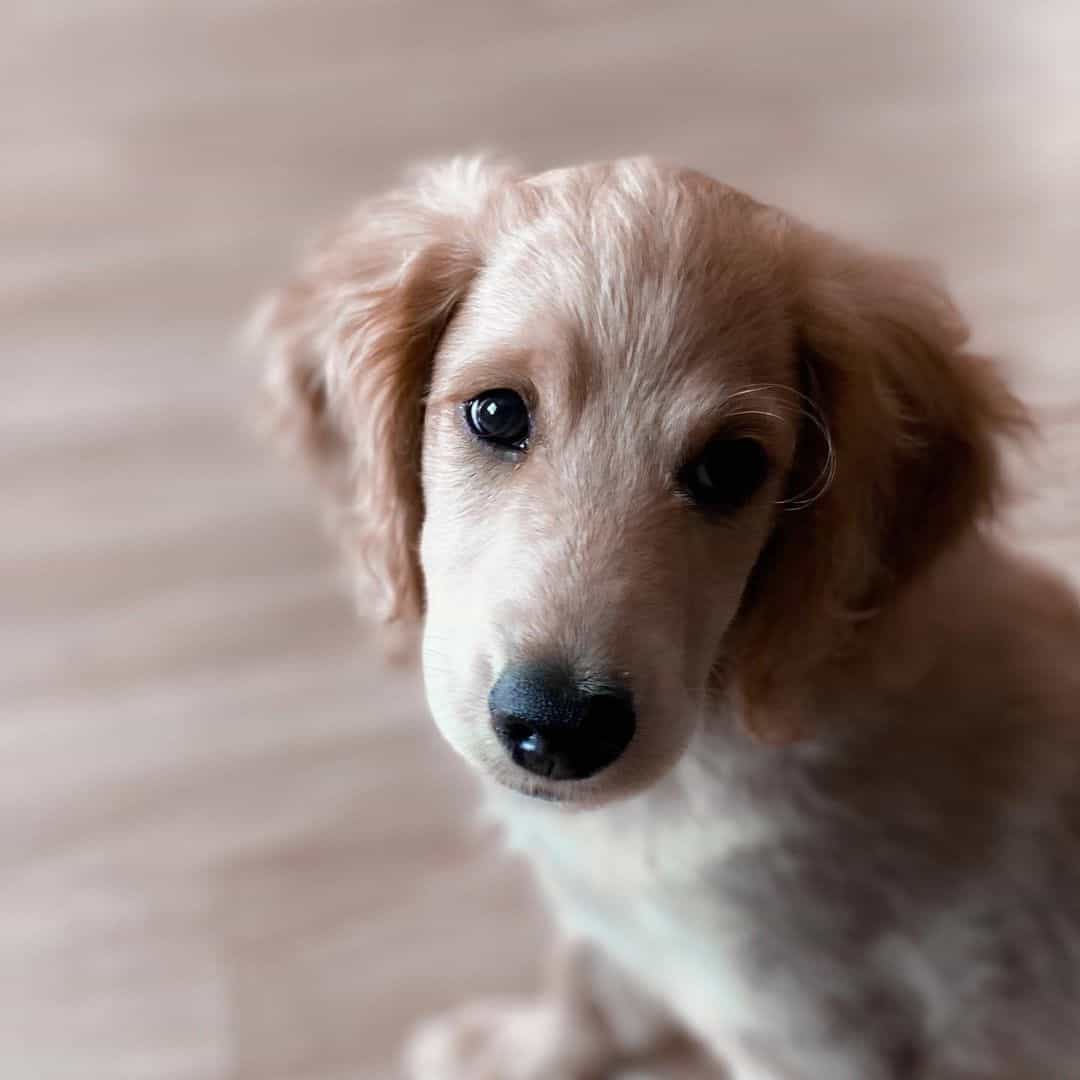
[465,389,530,450]
[681,437,770,513]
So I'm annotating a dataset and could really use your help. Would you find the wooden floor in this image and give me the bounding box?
[4,2,1078,1078]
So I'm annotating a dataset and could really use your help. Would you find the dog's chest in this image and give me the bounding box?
[493,781,792,1037]
[490,774,1080,1078]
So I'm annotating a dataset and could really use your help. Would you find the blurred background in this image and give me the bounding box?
[3,2,1078,1078]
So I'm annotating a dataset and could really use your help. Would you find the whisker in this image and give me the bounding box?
[723,408,789,425]
[721,385,837,511]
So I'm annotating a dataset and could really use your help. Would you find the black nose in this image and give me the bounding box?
[488,663,636,781]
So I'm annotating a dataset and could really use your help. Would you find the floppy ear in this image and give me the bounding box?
[733,226,1029,739]
[250,157,516,621]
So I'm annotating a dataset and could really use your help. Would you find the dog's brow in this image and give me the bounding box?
[675,385,802,446]
[427,349,540,407]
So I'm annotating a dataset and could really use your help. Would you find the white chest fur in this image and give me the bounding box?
[488,750,821,1063]
[483,734,1080,1080]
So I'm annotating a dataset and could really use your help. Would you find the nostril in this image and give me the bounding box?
[491,717,560,778]
[493,717,542,757]
[489,664,636,782]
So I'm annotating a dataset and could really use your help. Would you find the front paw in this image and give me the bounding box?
[403,996,611,1080]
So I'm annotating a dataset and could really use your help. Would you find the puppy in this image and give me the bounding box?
[252,157,1080,1079]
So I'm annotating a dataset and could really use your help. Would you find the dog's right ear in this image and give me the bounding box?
[249,157,516,622]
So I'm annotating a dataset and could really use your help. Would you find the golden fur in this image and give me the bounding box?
[253,157,1080,1079]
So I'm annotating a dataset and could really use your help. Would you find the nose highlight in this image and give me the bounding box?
[488,663,636,781]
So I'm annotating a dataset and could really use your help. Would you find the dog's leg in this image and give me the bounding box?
[403,938,712,1080]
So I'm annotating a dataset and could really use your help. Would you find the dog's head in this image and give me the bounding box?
[253,157,1023,805]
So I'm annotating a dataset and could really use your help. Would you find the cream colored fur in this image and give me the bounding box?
[253,157,1080,1079]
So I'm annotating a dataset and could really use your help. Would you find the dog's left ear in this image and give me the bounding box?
[732,225,1029,739]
